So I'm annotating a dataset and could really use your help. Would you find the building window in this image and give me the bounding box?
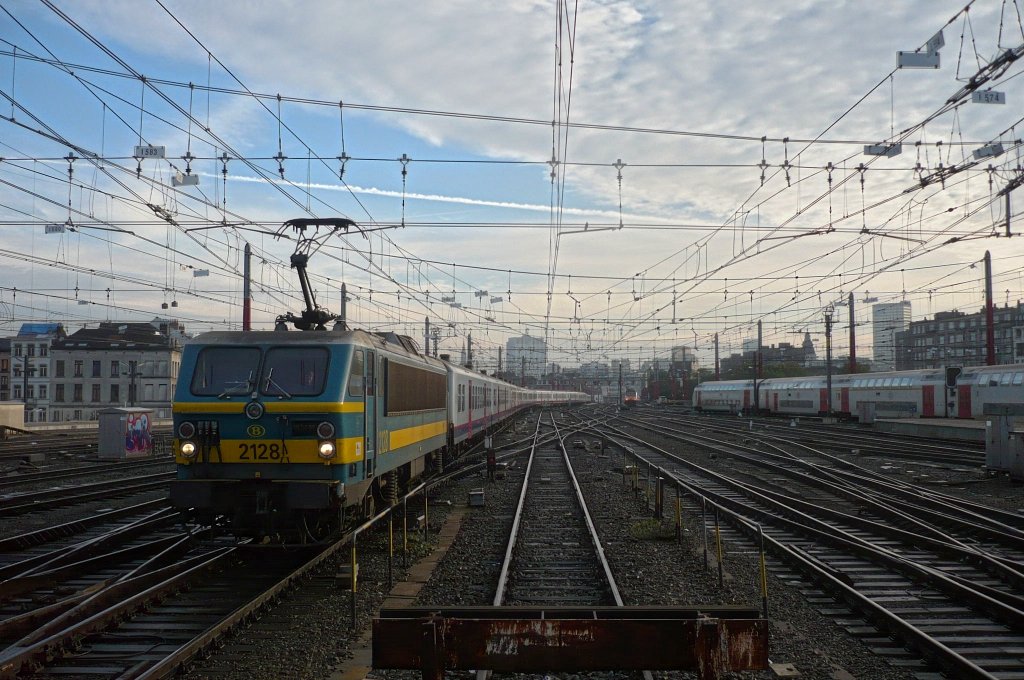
[73,384,83,402]
[110,360,120,378]
[26,385,34,399]
[13,385,21,399]
[39,345,48,357]
[13,344,21,357]
[73,360,83,378]
[91,384,101,402]
[27,344,35,357]
[110,384,120,403]
[39,385,47,399]
[56,384,65,402]
[56,360,65,377]
[128,383,137,405]
[92,360,101,378]
[73,409,82,421]
[39,365,48,378]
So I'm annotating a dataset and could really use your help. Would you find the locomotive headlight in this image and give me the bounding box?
[244,400,265,420]
[178,421,196,439]
[180,441,197,458]
[318,440,336,459]
[316,421,335,439]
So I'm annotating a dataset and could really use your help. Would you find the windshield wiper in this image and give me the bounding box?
[263,367,293,400]
[217,370,254,399]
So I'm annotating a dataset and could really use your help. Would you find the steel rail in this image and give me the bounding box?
[550,416,624,606]
[619,413,1024,548]
[0,547,234,677]
[0,498,170,552]
[0,457,173,488]
[601,425,1019,680]
[0,472,174,516]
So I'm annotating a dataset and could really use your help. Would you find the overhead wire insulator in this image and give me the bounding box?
[781,137,791,187]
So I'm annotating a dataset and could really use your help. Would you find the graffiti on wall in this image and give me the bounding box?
[125,411,152,454]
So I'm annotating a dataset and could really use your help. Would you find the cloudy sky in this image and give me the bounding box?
[2,1,1023,371]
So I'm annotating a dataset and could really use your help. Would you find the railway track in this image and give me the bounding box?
[0,457,174,490]
[0,430,171,464]
[494,414,620,607]
[613,414,1023,554]
[672,412,984,467]
[0,471,175,518]
[592,419,1024,679]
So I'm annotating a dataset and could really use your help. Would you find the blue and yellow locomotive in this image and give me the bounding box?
[171,328,454,537]
[171,218,587,538]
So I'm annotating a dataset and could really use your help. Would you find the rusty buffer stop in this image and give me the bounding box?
[373,606,768,680]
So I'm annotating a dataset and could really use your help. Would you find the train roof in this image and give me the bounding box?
[186,329,444,368]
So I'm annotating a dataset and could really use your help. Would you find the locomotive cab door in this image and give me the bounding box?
[364,350,376,475]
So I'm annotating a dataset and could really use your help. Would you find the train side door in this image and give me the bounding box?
[364,350,377,473]
[840,387,850,414]
[921,385,935,417]
[773,392,778,412]
[957,384,972,418]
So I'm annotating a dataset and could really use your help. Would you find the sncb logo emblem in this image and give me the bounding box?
[247,425,266,437]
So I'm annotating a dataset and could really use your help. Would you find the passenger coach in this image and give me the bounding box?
[693,363,1024,420]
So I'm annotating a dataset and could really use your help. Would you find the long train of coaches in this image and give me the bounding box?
[170,328,587,536]
[694,363,1024,420]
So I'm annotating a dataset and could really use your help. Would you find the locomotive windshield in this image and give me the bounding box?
[260,347,329,397]
[190,347,261,396]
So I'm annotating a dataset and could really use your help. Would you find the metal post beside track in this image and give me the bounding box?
[675,487,682,542]
[423,493,429,540]
[351,536,358,628]
[654,477,664,519]
[715,506,724,588]
[388,512,394,590]
[702,498,709,571]
[758,523,769,619]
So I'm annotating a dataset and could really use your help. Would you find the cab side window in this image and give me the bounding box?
[349,350,364,396]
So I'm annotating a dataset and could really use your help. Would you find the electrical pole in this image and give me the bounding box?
[753,319,762,413]
[825,309,834,416]
[521,356,525,387]
[848,292,856,373]
[21,356,28,408]
[985,250,996,365]
[618,362,623,406]
[243,242,252,331]
[340,283,348,331]
[497,347,503,375]
[424,317,430,356]
[714,333,720,381]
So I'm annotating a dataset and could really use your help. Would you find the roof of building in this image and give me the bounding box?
[51,322,181,351]
[16,322,65,337]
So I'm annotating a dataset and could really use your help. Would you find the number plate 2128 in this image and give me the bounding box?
[238,442,284,460]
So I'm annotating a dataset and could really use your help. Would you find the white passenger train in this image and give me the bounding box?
[693,364,1024,420]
